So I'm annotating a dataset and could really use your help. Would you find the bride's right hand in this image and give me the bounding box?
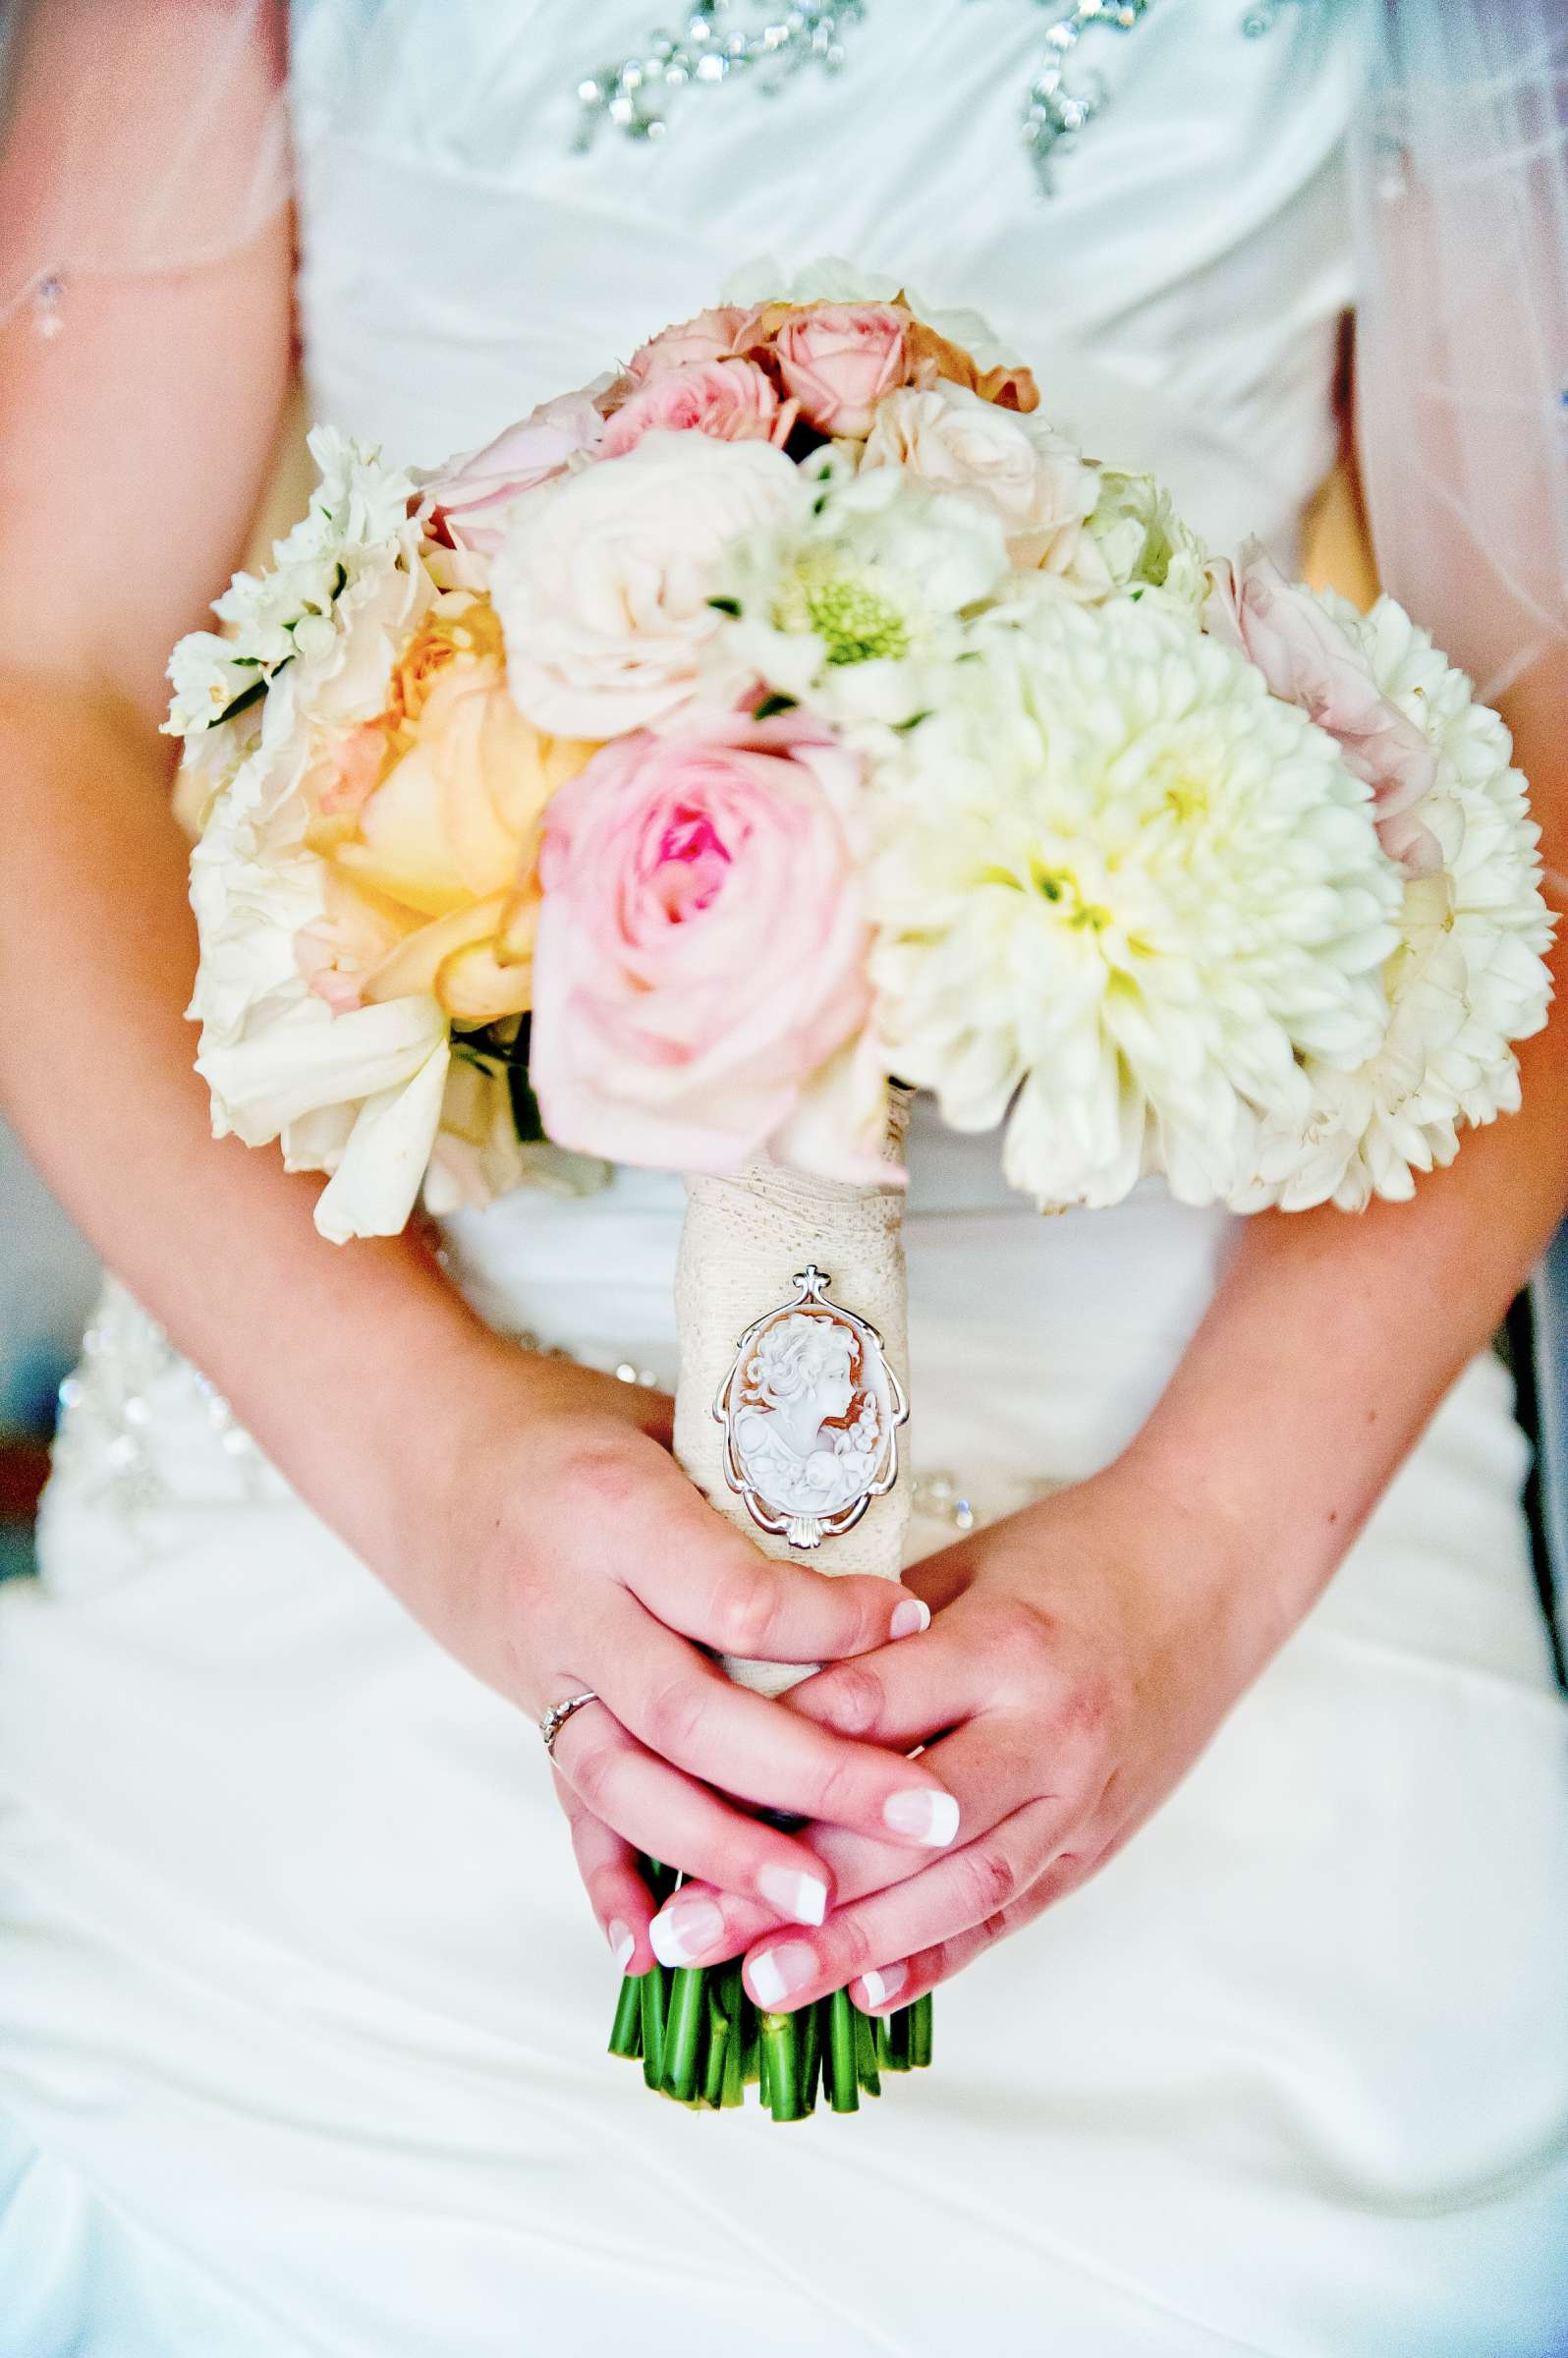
[404,1350,956,1961]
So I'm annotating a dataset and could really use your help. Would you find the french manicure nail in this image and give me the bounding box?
[607,1917,635,1973]
[648,1893,724,1967]
[860,1961,908,2011]
[883,1787,960,1847]
[749,1939,818,2010]
[890,1597,931,1640]
[756,1864,829,1926]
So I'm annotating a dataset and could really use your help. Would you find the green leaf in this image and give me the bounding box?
[705,595,743,617]
[507,1056,546,1145]
[752,692,799,721]
[211,676,269,726]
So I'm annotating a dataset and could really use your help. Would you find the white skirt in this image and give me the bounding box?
[3,1121,1566,2356]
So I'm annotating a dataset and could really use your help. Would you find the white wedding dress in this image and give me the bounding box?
[4,3,1568,2351]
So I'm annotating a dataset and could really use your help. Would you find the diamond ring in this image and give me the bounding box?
[539,1690,600,1757]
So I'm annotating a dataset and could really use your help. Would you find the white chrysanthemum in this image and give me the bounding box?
[704,458,1009,727]
[1237,595,1554,1210]
[865,591,1402,1211]
[1077,469,1208,621]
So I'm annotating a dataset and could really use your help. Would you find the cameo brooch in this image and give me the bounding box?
[713,1265,908,1550]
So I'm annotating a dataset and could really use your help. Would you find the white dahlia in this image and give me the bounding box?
[1238,595,1554,1210]
[704,457,1009,727]
[865,590,1402,1210]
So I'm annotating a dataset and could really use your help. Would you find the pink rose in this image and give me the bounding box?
[769,304,911,439]
[531,713,887,1178]
[419,387,606,555]
[598,358,797,460]
[1205,541,1441,877]
[626,306,754,384]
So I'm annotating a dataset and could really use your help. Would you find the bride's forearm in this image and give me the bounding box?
[0,678,512,1571]
[1130,897,1568,1645]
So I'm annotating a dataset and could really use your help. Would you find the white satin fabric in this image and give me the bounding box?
[3,4,1568,2351]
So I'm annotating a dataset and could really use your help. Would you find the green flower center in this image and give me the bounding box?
[772,556,912,666]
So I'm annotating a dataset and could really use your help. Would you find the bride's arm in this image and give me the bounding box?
[0,216,961,1958]
[642,659,1567,2003]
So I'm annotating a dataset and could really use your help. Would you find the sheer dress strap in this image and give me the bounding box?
[0,0,291,334]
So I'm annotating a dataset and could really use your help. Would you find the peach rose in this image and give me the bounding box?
[300,598,595,1022]
[598,357,796,459]
[626,305,754,384]
[764,304,911,439]
[530,712,885,1177]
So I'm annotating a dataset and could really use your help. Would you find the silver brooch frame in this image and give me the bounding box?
[712,1265,909,1550]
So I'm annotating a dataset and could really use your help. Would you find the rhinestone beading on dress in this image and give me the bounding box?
[571,2,1301,196]
[573,2,868,152]
[46,1282,1056,1546]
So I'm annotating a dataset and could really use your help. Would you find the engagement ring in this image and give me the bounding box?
[539,1691,599,1757]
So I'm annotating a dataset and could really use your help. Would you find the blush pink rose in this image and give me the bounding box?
[598,358,796,459]
[531,713,886,1178]
[769,304,911,439]
[419,388,606,555]
[627,306,754,384]
[1205,540,1441,877]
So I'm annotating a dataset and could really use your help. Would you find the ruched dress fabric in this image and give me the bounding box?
[2,4,1567,2350]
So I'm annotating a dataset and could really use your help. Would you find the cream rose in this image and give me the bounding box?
[492,431,806,737]
[859,383,1100,573]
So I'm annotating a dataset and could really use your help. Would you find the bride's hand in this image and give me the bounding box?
[402,1347,956,1969]
[641,1462,1275,2010]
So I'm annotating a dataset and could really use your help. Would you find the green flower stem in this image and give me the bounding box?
[605,1863,933,2115]
[661,1966,707,2105]
[854,2003,881,2099]
[721,2007,746,2107]
[801,2000,822,2114]
[701,2002,731,2110]
[827,1989,861,2114]
[640,1965,669,2092]
[607,1972,644,2060]
[759,2011,808,2123]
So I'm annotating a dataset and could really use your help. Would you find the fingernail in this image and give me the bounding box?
[607,1917,636,1973]
[749,1939,818,2009]
[883,1788,960,1847]
[860,1960,908,2011]
[890,1597,930,1640]
[756,1864,829,1927]
[648,1893,724,1967]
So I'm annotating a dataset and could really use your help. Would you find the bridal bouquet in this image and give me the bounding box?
[171,261,1553,2119]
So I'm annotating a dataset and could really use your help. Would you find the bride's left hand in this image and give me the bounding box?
[635,1461,1295,2012]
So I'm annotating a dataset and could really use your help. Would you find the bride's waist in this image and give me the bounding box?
[436,1168,1236,1378]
